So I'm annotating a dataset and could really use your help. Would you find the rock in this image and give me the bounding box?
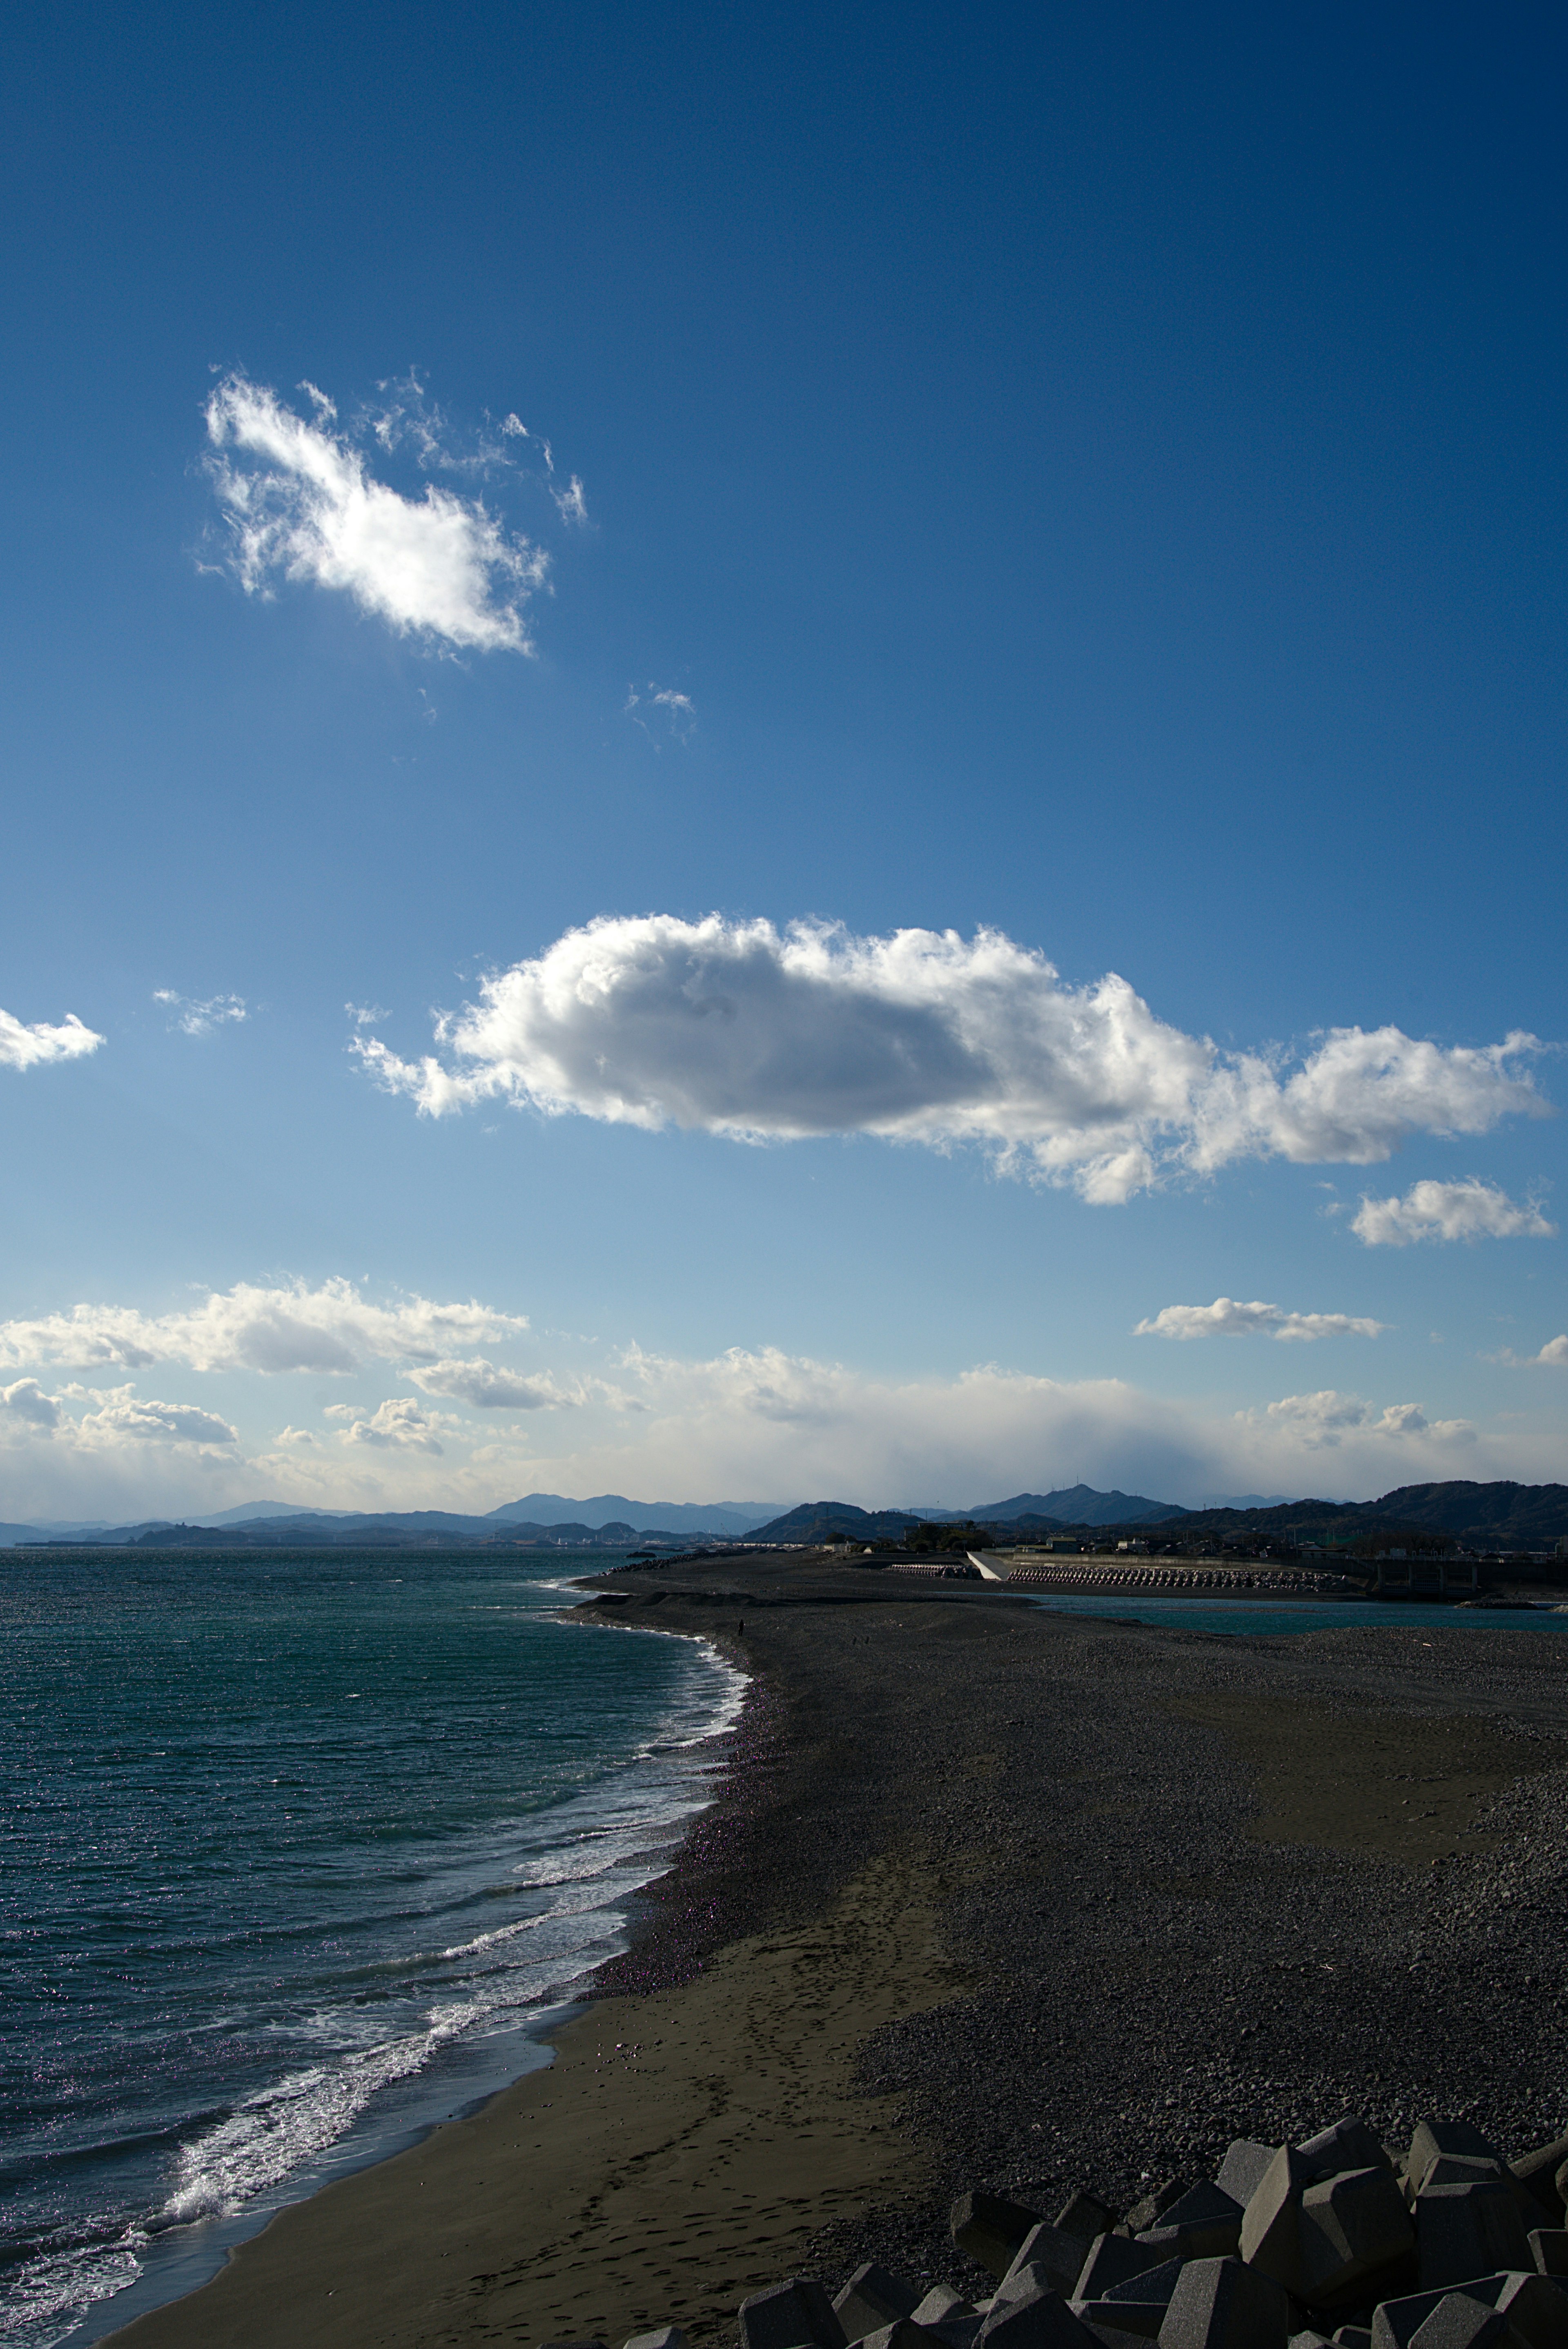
[1298,2166,1414,2302]
[955,2195,1049,2282]
[976,2283,1099,2349]
[1529,2233,1568,2278]
[1006,2228,1103,2301]
[1242,2145,1315,2298]
[741,2281,849,2349]
[1218,2146,1280,2213]
[1406,2299,1519,2349]
[1417,2184,1534,2291]
[1138,2184,1244,2264]
[1056,2196,1120,2246]
[1511,2142,1568,2225]
[1076,2240,1174,2302]
[627,2332,687,2349]
[1301,2124,1396,2183]
[835,2269,922,2342]
[1157,2257,1290,2349]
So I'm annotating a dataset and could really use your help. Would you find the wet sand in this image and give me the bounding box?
[107,1560,1568,2349]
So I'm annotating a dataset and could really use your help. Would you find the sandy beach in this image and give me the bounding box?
[105,1560,1568,2349]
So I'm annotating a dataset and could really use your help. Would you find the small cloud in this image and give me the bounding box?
[1491,1333,1568,1368]
[1352,1177,1555,1247]
[346,1002,390,1030]
[154,990,248,1037]
[626,684,696,746]
[0,1377,62,1430]
[201,373,555,655]
[0,1007,103,1071]
[1135,1298,1385,1343]
[323,1395,454,1453]
[409,1356,571,1409]
[552,475,589,525]
[274,1423,318,1446]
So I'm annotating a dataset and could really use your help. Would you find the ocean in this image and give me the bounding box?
[0,1546,744,2348]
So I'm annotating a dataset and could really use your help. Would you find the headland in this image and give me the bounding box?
[103,1549,1568,2349]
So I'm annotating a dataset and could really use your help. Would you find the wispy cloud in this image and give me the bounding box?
[154,989,248,1037]
[0,1277,526,1376]
[626,684,695,744]
[1136,1298,1386,1342]
[0,1007,103,1071]
[1351,1177,1556,1247]
[202,374,552,653]
[352,914,1550,1203]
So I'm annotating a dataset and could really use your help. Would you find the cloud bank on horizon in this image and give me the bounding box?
[354,914,1550,1202]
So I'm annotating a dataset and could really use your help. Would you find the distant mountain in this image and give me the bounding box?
[488,1492,786,1535]
[1196,1493,1293,1511]
[749,1501,924,1543]
[967,1486,1187,1527]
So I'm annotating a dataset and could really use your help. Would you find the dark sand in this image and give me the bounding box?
[106,1560,1568,2349]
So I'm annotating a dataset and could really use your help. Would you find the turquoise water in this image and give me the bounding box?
[0,1548,741,2347]
[1031,1592,1568,1637]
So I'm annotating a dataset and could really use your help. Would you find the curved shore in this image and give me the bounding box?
[102,1555,1568,2349]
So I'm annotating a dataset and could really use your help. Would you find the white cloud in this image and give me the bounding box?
[626,684,696,744]
[0,1007,103,1070]
[352,915,1549,1202]
[0,1377,62,1429]
[80,1395,238,1446]
[324,1396,453,1454]
[408,1357,571,1409]
[1351,1177,1556,1247]
[0,1277,526,1376]
[154,990,248,1037]
[203,374,549,654]
[1533,1337,1568,1366]
[1237,1390,1472,1451]
[1135,1298,1386,1342]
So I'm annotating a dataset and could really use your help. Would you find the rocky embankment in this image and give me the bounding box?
[576,2114,1568,2349]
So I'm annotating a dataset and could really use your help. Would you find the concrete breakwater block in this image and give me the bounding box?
[598,2110,1568,2349]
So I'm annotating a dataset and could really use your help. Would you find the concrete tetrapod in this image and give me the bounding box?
[1241,2146,1316,2300]
[1217,2147,1278,2213]
[1004,2227,1100,2301]
[1138,2184,1245,2264]
[1301,2124,1396,2183]
[835,2267,922,2342]
[1157,2257,1290,2349]
[626,2332,688,2349]
[1416,2185,1534,2291]
[741,2281,850,2349]
[955,2195,1049,2282]
[1298,2166,1415,2301]
[975,2283,1099,2349]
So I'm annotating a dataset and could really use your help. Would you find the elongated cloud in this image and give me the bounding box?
[203,376,548,652]
[354,915,1549,1202]
[0,1379,236,1449]
[0,1277,526,1375]
[1136,1298,1386,1342]
[409,1357,570,1409]
[0,1008,103,1070]
[1352,1177,1556,1247]
[1239,1390,1472,1449]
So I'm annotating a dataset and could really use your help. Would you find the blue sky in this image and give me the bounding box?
[2,0,1564,1519]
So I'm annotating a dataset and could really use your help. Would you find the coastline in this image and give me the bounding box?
[101,1555,1568,2349]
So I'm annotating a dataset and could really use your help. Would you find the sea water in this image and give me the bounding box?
[0,1547,743,2347]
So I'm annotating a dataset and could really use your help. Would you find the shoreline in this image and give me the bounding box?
[101,1552,1568,2348]
[64,1605,746,2348]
